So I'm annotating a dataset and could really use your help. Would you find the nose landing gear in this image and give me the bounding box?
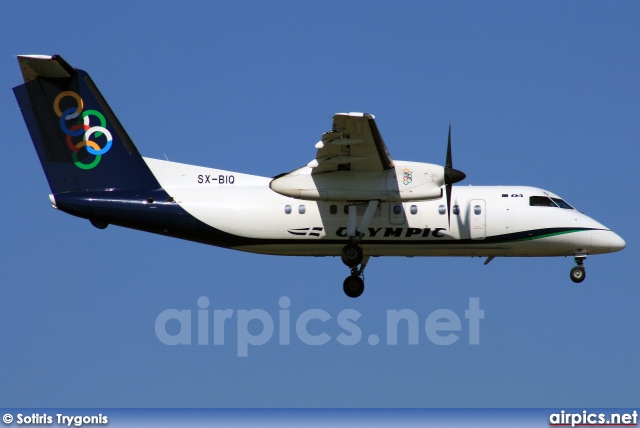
[570,254,587,283]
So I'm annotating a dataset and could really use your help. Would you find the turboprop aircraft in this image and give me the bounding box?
[14,55,625,297]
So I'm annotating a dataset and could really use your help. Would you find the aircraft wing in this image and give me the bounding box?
[270,112,438,201]
[309,113,395,173]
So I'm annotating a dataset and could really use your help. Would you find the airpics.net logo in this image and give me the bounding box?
[155,297,484,357]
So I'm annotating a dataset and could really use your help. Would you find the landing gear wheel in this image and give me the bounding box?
[570,266,586,283]
[343,275,365,298]
[341,243,363,267]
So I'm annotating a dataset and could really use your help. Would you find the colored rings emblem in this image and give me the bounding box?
[53,91,112,169]
[402,168,413,185]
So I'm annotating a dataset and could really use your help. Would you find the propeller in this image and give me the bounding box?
[444,124,466,228]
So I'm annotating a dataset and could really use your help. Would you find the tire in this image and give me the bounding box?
[341,243,363,267]
[570,266,586,283]
[343,275,365,298]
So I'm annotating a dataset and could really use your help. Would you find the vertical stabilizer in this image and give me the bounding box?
[13,55,161,194]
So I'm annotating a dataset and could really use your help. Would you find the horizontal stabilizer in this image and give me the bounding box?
[17,55,75,83]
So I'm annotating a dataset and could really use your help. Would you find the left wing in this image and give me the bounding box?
[270,112,445,202]
[309,112,394,173]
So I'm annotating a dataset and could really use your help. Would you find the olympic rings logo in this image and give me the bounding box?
[402,168,413,185]
[53,91,112,170]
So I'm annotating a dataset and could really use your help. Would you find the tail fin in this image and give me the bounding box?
[13,55,160,194]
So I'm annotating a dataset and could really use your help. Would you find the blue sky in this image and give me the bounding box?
[1,2,638,407]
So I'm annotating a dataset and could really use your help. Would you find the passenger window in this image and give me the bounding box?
[474,205,482,215]
[330,205,337,215]
[410,205,418,215]
[453,205,460,215]
[284,205,292,214]
[393,204,402,215]
[529,196,558,207]
[438,205,446,215]
[298,205,306,214]
[343,205,349,215]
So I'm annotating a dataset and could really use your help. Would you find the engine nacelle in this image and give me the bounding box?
[270,162,445,202]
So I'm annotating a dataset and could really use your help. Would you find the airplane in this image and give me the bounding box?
[13,54,626,298]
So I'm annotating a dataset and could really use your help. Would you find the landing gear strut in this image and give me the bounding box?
[570,255,586,283]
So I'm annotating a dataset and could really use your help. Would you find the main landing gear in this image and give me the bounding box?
[342,244,368,298]
[569,254,587,283]
[341,243,363,266]
[340,201,379,298]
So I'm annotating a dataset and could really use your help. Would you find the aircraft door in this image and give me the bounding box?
[469,199,486,240]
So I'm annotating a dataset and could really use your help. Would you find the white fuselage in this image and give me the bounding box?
[144,158,625,259]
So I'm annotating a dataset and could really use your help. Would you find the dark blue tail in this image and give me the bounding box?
[13,55,160,194]
[12,55,242,246]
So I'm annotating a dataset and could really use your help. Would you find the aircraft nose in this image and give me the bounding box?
[608,231,626,253]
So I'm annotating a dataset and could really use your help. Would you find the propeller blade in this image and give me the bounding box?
[446,123,452,170]
[446,176,452,228]
[443,124,466,229]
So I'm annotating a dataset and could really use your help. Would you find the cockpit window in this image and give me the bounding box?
[529,196,558,207]
[551,198,574,210]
